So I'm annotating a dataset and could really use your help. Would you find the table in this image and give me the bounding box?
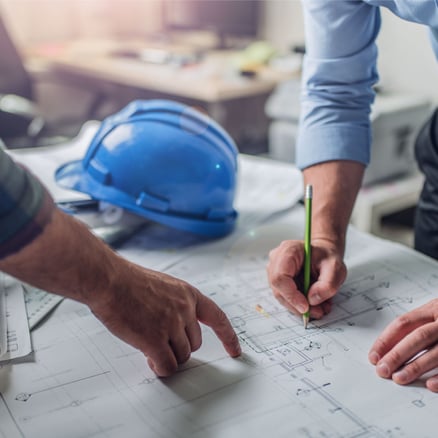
[3,131,438,437]
[26,38,296,152]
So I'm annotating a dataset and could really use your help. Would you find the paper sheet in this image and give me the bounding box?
[5,121,433,437]
[0,275,32,362]
[0,278,6,357]
[22,285,64,330]
[1,207,438,437]
[6,120,99,202]
[235,154,303,227]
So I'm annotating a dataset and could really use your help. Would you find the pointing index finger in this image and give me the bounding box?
[196,293,241,357]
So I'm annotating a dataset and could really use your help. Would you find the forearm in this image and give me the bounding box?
[304,160,365,256]
[0,208,124,308]
[0,206,242,375]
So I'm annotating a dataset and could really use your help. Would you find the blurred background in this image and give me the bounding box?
[1,0,436,130]
[1,0,437,245]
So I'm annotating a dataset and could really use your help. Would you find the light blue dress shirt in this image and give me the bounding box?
[296,0,438,169]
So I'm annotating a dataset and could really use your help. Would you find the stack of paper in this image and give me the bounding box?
[0,273,63,363]
[0,273,31,361]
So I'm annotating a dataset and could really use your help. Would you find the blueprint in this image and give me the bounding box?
[22,285,64,330]
[4,127,438,436]
[0,274,32,362]
[1,206,438,438]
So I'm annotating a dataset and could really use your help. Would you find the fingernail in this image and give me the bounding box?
[377,362,390,378]
[309,293,322,305]
[297,303,307,313]
[369,351,380,364]
[393,369,409,384]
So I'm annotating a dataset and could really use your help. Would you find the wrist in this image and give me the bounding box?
[80,249,130,312]
[311,220,347,257]
[311,235,345,258]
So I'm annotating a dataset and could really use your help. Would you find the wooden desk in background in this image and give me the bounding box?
[25,38,297,153]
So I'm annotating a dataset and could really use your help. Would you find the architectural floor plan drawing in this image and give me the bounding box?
[2,207,438,437]
[4,135,438,437]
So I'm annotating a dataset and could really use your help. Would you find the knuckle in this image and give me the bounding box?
[374,336,390,354]
[405,359,423,378]
[268,248,277,260]
[393,314,411,331]
[270,274,286,290]
[158,305,174,323]
[170,295,194,318]
[320,288,336,301]
[387,349,403,368]
[178,299,192,314]
[270,277,280,289]
[417,327,434,344]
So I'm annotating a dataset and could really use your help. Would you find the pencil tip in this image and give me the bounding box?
[303,315,309,329]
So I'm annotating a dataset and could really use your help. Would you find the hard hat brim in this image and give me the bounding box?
[56,160,237,237]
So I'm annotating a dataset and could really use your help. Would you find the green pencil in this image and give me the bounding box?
[303,184,312,329]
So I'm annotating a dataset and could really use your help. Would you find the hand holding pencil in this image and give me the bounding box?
[266,183,347,323]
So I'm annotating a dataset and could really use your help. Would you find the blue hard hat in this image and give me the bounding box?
[55,99,239,237]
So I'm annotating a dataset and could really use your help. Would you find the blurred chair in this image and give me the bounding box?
[0,12,93,149]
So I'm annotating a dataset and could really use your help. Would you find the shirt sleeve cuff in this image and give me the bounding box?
[295,124,371,170]
[0,188,55,260]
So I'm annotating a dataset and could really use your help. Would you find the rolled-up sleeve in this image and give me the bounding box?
[296,0,381,169]
[0,149,55,259]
